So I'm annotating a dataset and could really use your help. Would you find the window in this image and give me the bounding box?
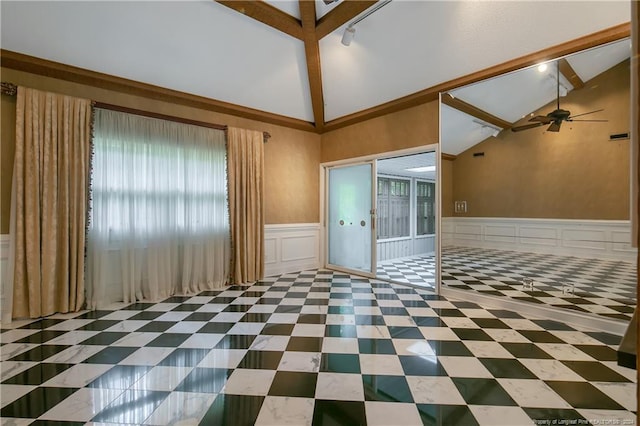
[417,181,435,235]
[91,134,226,236]
[377,177,410,239]
[86,108,229,308]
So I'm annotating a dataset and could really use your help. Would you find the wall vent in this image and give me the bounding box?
[473,152,485,157]
[610,132,630,141]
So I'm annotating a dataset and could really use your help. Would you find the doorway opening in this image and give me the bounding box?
[375,152,436,288]
[322,147,439,291]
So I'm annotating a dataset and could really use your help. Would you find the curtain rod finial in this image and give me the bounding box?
[1,82,17,96]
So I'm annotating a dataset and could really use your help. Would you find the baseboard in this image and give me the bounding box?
[264,224,321,277]
[442,217,636,261]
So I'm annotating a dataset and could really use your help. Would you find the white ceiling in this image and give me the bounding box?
[0,1,631,126]
[377,152,436,181]
[449,65,576,124]
[442,38,631,155]
[1,1,314,121]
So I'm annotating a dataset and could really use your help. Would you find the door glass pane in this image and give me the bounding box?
[377,177,410,239]
[417,181,436,235]
[328,164,372,273]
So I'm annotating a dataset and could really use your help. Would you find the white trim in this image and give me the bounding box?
[0,234,9,256]
[323,161,377,278]
[443,217,636,261]
[442,287,629,335]
[264,224,321,277]
[321,145,440,168]
[415,234,435,240]
[264,223,320,232]
[319,144,441,287]
[378,236,412,243]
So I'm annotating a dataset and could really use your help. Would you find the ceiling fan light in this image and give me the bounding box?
[341,26,356,46]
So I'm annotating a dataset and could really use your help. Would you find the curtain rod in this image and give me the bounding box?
[1,82,271,143]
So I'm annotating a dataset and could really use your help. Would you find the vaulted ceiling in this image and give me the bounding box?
[441,37,632,155]
[0,1,631,133]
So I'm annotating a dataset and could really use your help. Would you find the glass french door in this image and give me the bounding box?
[326,162,376,277]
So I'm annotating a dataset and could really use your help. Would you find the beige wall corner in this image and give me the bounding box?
[450,60,631,220]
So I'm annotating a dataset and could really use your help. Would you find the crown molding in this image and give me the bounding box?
[323,22,631,133]
[0,49,316,133]
[1,22,630,135]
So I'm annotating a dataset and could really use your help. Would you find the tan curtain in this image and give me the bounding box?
[226,127,265,284]
[9,87,91,319]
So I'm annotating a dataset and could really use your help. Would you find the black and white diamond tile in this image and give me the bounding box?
[0,269,636,425]
[377,255,436,287]
[379,247,636,321]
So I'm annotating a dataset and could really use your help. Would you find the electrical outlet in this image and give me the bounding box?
[454,201,467,213]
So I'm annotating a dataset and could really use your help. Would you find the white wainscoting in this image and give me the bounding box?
[264,224,321,277]
[442,217,636,261]
[377,235,435,262]
[1,235,11,323]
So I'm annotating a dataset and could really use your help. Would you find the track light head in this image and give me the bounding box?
[341,26,355,46]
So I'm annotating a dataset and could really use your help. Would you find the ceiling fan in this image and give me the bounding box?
[511,61,606,133]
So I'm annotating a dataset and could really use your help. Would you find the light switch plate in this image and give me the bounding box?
[454,201,467,213]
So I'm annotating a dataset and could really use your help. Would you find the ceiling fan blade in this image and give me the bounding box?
[511,122,544,132]
[547,122,561,132]
[566,119,608,122]
[567,109,604,119]
[528,115,553,124]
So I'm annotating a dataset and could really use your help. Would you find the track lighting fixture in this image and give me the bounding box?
[341,26,356,46]
[341,0,392,47]
[473,119,502,137]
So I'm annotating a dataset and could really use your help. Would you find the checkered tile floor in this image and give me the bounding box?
[377,247,637,321]
[377,255,436,287]
[442,246,637,321]
[1,270,636,425]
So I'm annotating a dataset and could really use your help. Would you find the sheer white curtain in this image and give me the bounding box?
[86,109,229,309]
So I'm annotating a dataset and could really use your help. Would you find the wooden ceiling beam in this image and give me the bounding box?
[299,0,325,131]
[216,1,303,40]
[316,1,378,39]
[442,153,457,161]
[441,93,512,130]
[558,58,585,90]
[324,22,630,132]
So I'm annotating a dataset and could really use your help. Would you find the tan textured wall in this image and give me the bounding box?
[1,94,17,233]
[321,101,439,163]
[441,159,454,217]
[0,68,321,233]
[450,59,630,220]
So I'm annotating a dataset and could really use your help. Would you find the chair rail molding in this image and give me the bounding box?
[264,223,321,277]
[442,217,636,261]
